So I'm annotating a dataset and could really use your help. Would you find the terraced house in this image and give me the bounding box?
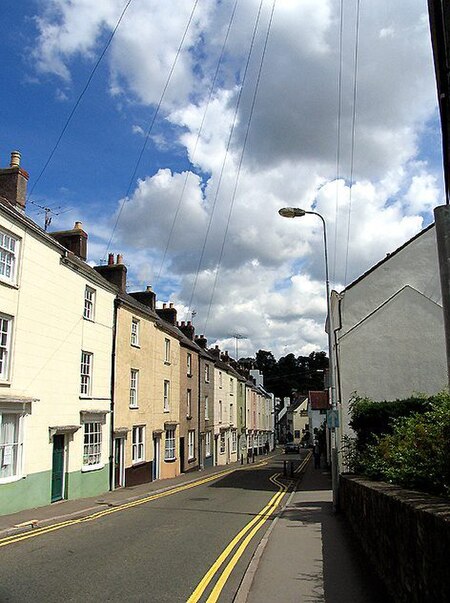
[0,153,116,515]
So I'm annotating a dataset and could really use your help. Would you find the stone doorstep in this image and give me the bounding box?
[12,519,39,529]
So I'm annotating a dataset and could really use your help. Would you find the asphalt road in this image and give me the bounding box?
[0,453,306,603]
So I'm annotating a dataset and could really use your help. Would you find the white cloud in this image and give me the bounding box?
[30,0,443,359]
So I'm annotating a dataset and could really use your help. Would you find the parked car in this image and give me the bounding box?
[284,442,300,454]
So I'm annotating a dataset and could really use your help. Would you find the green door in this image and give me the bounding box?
[51,434,65,502]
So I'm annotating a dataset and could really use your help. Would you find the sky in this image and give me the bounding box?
[0,0,444,359]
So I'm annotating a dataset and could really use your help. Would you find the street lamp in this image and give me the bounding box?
[278,207,339,511]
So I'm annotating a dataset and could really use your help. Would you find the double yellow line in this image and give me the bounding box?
[188,472,288,603]
[0,456,276,549]
[0,466,238,549]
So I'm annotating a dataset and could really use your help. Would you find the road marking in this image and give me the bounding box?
[0,456,276,549]
[187,472,288,603]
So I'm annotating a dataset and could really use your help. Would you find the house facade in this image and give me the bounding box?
[330,224,447,454]
[0,154,116,515]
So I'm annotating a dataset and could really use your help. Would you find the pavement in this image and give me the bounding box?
[237,457,392,603]
[0,452,390,602]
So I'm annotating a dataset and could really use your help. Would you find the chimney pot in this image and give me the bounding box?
[181,321,185,327]
[169,302,174,309]
[146,285,152,292]
[117,254,123,265]
[74,221,83,230]
[10,151,21,168]
[108,253,114,266]
[163,303,167,309]
[187,320,192,326]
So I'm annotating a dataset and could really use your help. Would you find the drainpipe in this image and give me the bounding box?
[434,205,450,387]
[109,298,118,491]
[198,355,203,470]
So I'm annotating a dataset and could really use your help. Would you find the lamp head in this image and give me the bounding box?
[278,207,306,218]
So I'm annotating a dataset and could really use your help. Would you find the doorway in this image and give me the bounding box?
[153,436,161,480]
[179,437,185,473]
[114,438,125,488]
[51,434,65,503]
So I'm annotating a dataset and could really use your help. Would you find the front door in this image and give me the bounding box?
[179,437,185,473]
[114,438,124,488]
[51,434,65,503]
[153,437,160,480]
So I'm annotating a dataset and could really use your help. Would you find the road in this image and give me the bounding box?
[0,452,307,603]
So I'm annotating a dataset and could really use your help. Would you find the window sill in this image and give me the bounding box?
[81,463,104,473]
[132,460,146,467]
[164,361,171,366]
[131,343,140,349]
[163,409,170,413]
[164,457,176,463]
[129,405,139,410]
[0,474,23,484]
[0,279,19,290]
[188,457,196,463]
[83,316,95,323]
[0,380,11,387]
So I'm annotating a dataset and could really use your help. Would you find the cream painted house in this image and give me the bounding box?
[0,154,116,515]
[329,224,446,469]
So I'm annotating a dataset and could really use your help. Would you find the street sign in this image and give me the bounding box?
[327,409,339,428]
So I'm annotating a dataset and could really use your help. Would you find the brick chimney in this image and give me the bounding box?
[178,320,195,341]
[94,253,127,292]
[50,221,88,261]
[195,334,208,349]
[209,345,221,359]
[129,285,156,311]
[221,351,230,363]
[156,302,177,325]
[0,151,29,211]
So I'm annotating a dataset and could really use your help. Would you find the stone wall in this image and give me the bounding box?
[339,475,450,603]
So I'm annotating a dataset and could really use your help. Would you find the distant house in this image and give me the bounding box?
[308,391,329,438]
[290,396,309,446]
[329,224,447,453]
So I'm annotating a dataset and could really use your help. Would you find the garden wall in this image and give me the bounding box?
[339,475,450,603]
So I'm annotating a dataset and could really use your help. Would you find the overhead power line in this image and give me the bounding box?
[103,0,200,260]
[28,0,134,203]
[203,0,277,335]
[343,0,362,286]
[155,0,240,284]
[187,0,265,314]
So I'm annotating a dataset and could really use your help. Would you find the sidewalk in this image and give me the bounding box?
[0,457,251,538]
[239,460,392,603]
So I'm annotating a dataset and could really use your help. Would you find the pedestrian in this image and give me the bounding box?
[264,441,269,455]
[313,440,321,469]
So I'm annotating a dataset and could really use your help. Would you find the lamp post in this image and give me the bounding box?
[278,207,338,511]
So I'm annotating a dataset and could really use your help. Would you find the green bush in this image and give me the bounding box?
[346,391,450,498]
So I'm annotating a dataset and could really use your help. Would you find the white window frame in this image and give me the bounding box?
[219,400,222,423]
[0,229,19,285]
[164,338,171,364]
[0,409,24,483]
[188,430,195,460]
[187,353,192,376]
[218,371,222,388]
[205,431,211,457]
[131,318,140,346]
[230,377,233,394]
[130,369,139,408]
[83,286,95,321]
[187,388,192,418]
[230,403,234,425]
[165,428,176,461]
[0,314,12,381]
[82,422,102,470]
[132,425,145,464]
[205,395,209,420]
[204,363,210,383]
[80,351,93,396]
[231,430,237,453]
[163,380,170,412]
[220,432,225,454]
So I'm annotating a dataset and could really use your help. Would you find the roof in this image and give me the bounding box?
[309,390,329,410]
[342,223,435,293]
[0,196,118,294]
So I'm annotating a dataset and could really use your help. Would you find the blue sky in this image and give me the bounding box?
[0,0,444,357]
